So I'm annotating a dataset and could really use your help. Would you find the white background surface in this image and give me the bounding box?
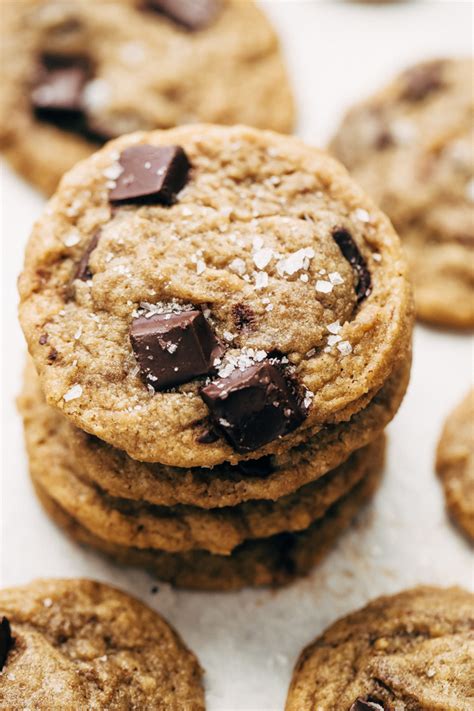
[1,2,473,710]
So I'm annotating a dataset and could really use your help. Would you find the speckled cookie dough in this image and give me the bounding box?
[19,124,413,467]
[0,578,204,710]
[330,58,474,329]
[19,363,385,553]
[0,0,294,194]
[32,465,382,590]
[286,586,474,711]
[436,389,474,542]
[19,357,406,508]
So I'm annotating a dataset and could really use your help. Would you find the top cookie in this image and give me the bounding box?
[0,578,204,710]
[330,58,474,329]
[19,124,412,467]
[286,585,474,711]
[0,0,294,194]
[436,388,474,541]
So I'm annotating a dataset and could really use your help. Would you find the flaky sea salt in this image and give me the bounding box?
[254,272,269,289]
[103,163,123,181]
[327,320,342,335]
[83,78,111,110]
[276,248,314,277]
[196,259,206,275]
[328,271,344,285]
[327,334,342,346]
[337,341,353,356]
[315,280,333,294]
[63,384,83,402]
[353,207,371,223]
[229,258,246,276]
[63,231,81,247]
[253,248,273,270]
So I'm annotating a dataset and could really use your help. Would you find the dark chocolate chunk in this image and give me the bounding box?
[200,360,307,453]
[38,333,48,345]
[401,61,444,102]
[130,309,222,390]
[350,699,387,711]
[75,231,101,281]
[332,228,372,303]
[47,347,58,363]
[0,617,13,671]
[31,55,89,118]
[145,0,220,30]
[237,455,274,477]
[109,145,190,204]
[232,303,256,331]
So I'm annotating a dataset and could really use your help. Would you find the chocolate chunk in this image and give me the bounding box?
[75,231,101,281]
[350,699,387,711]
[200,360,307,453]
[130,309,222,390]
[237,455,274,477]
[0,617,13,671]
[145,0,220,30]
[38,333,48,345]
[374,129,393,151]
[109,145,190,204]
[401,61,444,102]
[31,55,89,118]
[232,303,256,331]
[332,228,372,303]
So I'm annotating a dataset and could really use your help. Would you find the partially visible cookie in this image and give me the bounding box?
[330,58,474,329]
[436,389,474,541]
[19,359,384,553]
[32,465,382,591]
[0,578,204,710]
[19,355,406,510]
[286,586,474,711]
[0,0,294,194]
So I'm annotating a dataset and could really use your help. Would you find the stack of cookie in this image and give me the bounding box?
[18,124,413,590]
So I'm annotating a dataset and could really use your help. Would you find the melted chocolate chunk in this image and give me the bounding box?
[109,145,190,204]
[401,61,444,102]
[38,333,49,345]
[130,309,222,390]
[31,54,90,119]
[200,360,307,453]
[145,0,220,30]
[350,699,387,711]
[332,228,372,303]
[0,617,13,671]
[232,303,256,331]
[237,455,274,477]
[75,231,101,281]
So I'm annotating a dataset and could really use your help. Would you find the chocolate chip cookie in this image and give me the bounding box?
[330,58,474,329]
[19,361,385,553]
[32,463,382,590]
[20,352,406,509]
[436,389,474,542]
[0,0,294,194]
[286,586,474,711]
[0,578,204,710]
[18,124,413,467]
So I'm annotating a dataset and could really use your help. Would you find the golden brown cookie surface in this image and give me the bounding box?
[0,578,204,710]
[19,125,412,466]
[0,0,294,194]
[286,586,474,711]
[331,58,474,329]
[436,389,474,541]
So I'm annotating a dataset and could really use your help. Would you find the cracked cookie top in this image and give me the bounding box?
[19,124,412,466]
